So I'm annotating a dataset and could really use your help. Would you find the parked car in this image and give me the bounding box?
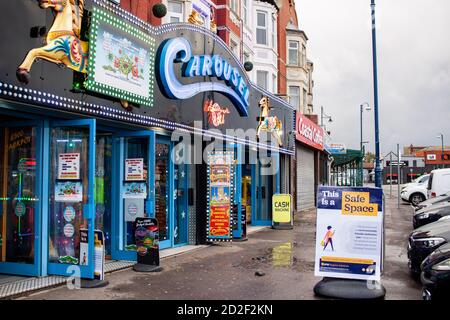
[414,191,450,212]
[427,168,450,199]
[402,174,430,191]
[413,201,450,228]
[421,242,450,300]
[401,183,428,206]
[407,219,450,274]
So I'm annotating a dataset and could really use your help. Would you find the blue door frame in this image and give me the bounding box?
[0,120,44,276]
[251,152,280,226]
[111,130,155,261]
[47,119,96,279]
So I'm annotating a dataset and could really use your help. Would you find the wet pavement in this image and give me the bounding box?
[22,185,422,300]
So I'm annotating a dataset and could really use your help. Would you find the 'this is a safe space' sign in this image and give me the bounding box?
[314,186,383,281]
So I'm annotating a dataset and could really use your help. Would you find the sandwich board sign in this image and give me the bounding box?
[314,186,383,281]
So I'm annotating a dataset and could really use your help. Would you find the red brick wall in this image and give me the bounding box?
[277,0,299,95]
[121,0,162,26]
[215,0,241,46]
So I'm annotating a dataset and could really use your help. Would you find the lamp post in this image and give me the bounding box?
[437,133,444,168]
[370,0,382,188]
[321,106,333,130]
[360,103,371,185]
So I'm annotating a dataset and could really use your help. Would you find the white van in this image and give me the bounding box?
[427,168,450,198]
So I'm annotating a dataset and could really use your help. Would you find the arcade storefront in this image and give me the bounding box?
[0,0,294,278]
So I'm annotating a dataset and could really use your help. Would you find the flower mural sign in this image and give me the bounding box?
[87,6,156,106]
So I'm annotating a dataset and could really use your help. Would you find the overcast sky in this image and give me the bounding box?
[295,0,450,155]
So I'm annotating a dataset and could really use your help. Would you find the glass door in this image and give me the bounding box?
[0,121,42,276]
[47,119,96,279]
[173,151,188,247]
[155,137,172,250]
[253,153,279,226]
[111,131,154,261]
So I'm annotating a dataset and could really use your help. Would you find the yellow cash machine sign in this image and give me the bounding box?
[272,194,292,223]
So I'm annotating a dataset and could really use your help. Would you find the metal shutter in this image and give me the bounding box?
[296,145,315,211]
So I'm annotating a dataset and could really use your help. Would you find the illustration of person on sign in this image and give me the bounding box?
[322,226,335,251]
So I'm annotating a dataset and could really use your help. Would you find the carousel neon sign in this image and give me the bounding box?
[157,37,249,116]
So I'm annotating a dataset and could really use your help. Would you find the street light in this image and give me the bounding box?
[370,0,382,188]
[321,106,333,130]
[437,133,444,168]
[359,103,371,185]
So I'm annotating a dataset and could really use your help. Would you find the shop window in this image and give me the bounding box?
[256,11,268,45]
[257,70,268,90]
[0,126,37,264]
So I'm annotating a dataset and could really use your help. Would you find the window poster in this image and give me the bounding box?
[124,198,145,222]
[94,230,105,281]
[55,181,83,202]
[125,158,144,181]
[122,182,147,199]
[79,229,89,266]
[314,186,383,281]
[58,153,80,180]
[206,151,234,241]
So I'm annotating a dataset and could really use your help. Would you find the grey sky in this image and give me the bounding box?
[295,0,450,155]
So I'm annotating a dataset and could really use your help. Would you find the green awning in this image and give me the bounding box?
[331,149,363,167]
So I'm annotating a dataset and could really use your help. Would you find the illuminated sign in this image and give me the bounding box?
[296,114,324,150]
[203,100,230,127]
[87,7,156,106]
[157,37,249,116]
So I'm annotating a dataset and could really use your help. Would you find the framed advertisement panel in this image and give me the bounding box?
[87,6,156,106]
[314,186,383,281]
[206,151,234,242]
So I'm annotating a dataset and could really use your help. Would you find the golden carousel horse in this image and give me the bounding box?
[16,0,88,84]
[256,96,283,146]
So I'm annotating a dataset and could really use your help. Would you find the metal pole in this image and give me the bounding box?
[389,153,392,197]
[371,0,382,188]
[321,106,324,127]
[360,105,363,185]
[397,143,400,209]
[441,134,444,168]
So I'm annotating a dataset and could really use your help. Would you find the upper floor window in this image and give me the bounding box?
[242,0,248,26]
[256,11,267,45]
[303,88,308,112]
[231,0,239,14]
[257,70,268,90]
[272,74,277,93]
[168,1,183,23]
[302,44,307,67]
[272,15,276,49]
[230,40,239,57]
[288,86,300,109]
[288,41,299,65]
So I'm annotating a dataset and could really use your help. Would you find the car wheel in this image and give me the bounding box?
[410,193,425,206]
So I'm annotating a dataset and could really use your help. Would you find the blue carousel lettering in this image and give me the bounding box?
[158,37,249,116]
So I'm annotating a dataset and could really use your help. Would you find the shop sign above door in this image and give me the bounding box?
[157,37,250,116]
[296,114,324,151]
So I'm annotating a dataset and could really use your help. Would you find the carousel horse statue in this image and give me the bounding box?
[256,96,283,146]
[16,0,88,84]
